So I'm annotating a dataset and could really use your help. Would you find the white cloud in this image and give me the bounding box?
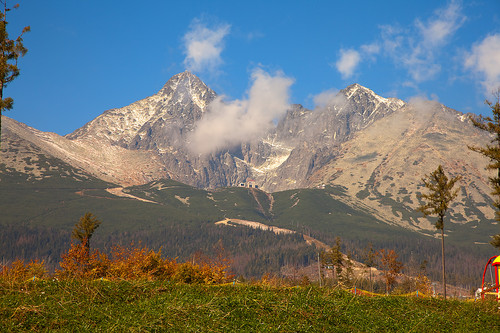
[188,68,294,154]
[465,34,500,94]
[335,49,361,79]
[334,43,380,79]
[360,43,380,56]
[404,57,441,83]
[333,2,464,82]
[183,19,231,73]
[380,1,465,82]
[380,24,403,54]
[408,95,443,122]
[312,88,346,109]
[416,1,464,47]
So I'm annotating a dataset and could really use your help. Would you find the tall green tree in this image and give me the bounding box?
[469,91,500,248]
[71,212,101,255]
[0,1,29,150]
[418,165,460,299]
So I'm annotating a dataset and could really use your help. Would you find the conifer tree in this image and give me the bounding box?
[469,91,500,248]
[418,165,460,299]
[363,242,376,292]
[322,237,344,283]
[0,1,30,149]
[71,212,101,255]
[343,253,354,286]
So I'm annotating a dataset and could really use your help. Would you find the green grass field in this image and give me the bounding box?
[1,280,499,332]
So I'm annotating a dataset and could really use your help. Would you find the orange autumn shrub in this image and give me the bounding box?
[56,242,109,280]
[190,243,234,284]
[260,273,283,287]
[197,259,232,284]
[172,262,204,283]
[0,259,47,282]
[170,261,232,284]
[5,239,232,284]
[107,244,178,281]
[415,274,432,296]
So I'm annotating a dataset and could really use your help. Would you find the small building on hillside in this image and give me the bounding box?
[239,179,259,189]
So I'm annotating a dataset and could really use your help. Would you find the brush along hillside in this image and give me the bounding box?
[1,238,499,332]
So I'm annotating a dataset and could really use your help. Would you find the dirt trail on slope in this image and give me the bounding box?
[249,188,267,216]
[105,187,157,204]
[266,192,275,214]
[215,218,328,250]
[249,188,275,217]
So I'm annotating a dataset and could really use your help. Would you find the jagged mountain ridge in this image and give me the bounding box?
[67,71,252,188]
[1,71,496,233]
[247,84,407,191]
[62,72,410,190]
[67,71,216,146]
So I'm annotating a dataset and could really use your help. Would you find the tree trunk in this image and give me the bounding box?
[317,252,322,287]
[441,226,446,299]
[0,109,2,151]
[369,267,373,292]
[0,81,3,151]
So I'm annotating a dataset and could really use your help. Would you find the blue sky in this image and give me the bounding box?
[4,0,500,135]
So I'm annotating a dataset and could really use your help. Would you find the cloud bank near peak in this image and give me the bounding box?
[188,68,294,155]
[311,88,347,109]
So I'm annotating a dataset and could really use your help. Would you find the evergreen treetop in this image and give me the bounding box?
[0,1,29,149]
[71,212,102,251]
[469,91,500,248]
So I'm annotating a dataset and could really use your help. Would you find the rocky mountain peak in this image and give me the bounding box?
[5,74,497,237]
[66,72,216,145]
[342,83,403,107]
[158,71,202,91]
[343,83,371,98]
[157,71,216,110]
[337,83,405,126]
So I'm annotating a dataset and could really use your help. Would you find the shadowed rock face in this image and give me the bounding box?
[2,72,496,231]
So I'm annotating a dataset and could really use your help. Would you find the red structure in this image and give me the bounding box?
[481,255,500,300]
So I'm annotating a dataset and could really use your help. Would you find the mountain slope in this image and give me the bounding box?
[1,71,498,252]
[243,84,406,191]
[67,71,216,146]
[308,99,494,232]
[2,116,165,186]
[66,71,253,188]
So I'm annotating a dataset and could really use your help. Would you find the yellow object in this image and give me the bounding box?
[481,255,500,300]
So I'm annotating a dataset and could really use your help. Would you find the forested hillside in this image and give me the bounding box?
[1,157,496,288]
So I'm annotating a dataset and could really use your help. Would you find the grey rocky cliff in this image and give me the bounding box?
[245,84,407,192]
[65,71,249,188]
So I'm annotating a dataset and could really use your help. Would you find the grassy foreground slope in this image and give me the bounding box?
[2,281,499,332]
